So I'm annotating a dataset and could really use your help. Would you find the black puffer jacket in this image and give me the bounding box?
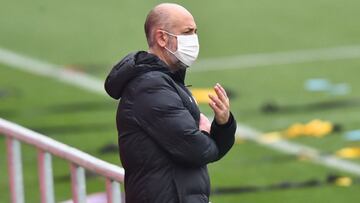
[105,51,236,203]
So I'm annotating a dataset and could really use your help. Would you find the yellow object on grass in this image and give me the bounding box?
[190,88,216,104]
[335,177,353,187]
[335,147,360,159]
[285,119,334,138]
[286,123,306,138]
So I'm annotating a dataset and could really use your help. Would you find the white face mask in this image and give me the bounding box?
[163,31,200,68]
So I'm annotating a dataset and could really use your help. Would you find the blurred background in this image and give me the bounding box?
[1,0,360,202]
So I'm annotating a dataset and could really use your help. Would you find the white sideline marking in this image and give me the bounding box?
[236,125,360,176]
[0,48,105,95]
[1,46,360,175]
[191,45,360,72]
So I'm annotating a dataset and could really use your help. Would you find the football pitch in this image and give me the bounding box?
[1,0,360,202]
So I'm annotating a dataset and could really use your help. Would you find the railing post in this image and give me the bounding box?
[106,178,121,203]
[38,150,55,203]
[6,137,25,203]
[70,163,86,203]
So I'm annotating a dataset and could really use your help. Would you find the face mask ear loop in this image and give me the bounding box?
[164,46,176,55]
[161,30,177,37]
[162,30,178,55]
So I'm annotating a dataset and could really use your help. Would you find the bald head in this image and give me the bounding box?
[144,3,196,47]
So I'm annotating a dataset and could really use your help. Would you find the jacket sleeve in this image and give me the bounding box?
[210,112,237,160]
[132,75,220,167]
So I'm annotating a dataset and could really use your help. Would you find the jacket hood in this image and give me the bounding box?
[104,51,186,99]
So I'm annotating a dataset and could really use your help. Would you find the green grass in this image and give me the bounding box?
[1,0,360,202]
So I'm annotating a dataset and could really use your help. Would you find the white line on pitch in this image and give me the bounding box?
[236,125,360,176]
[190,45,360,72]
[1,46,360,175]
[0,48,105,95]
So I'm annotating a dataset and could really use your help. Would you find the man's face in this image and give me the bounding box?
[159,9,197,69]
[165,14,197,53]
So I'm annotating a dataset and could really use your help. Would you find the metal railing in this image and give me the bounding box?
[0,118,125,203]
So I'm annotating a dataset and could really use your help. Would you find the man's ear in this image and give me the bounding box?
[155,30,167,48]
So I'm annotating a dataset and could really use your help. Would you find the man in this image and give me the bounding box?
[104,3,236,203]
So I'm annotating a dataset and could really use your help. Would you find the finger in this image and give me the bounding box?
[208,101,222,114]
[214,85,228,104]
[216,83,228,99]
[216,83,228,98]
[208,94,225,110]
